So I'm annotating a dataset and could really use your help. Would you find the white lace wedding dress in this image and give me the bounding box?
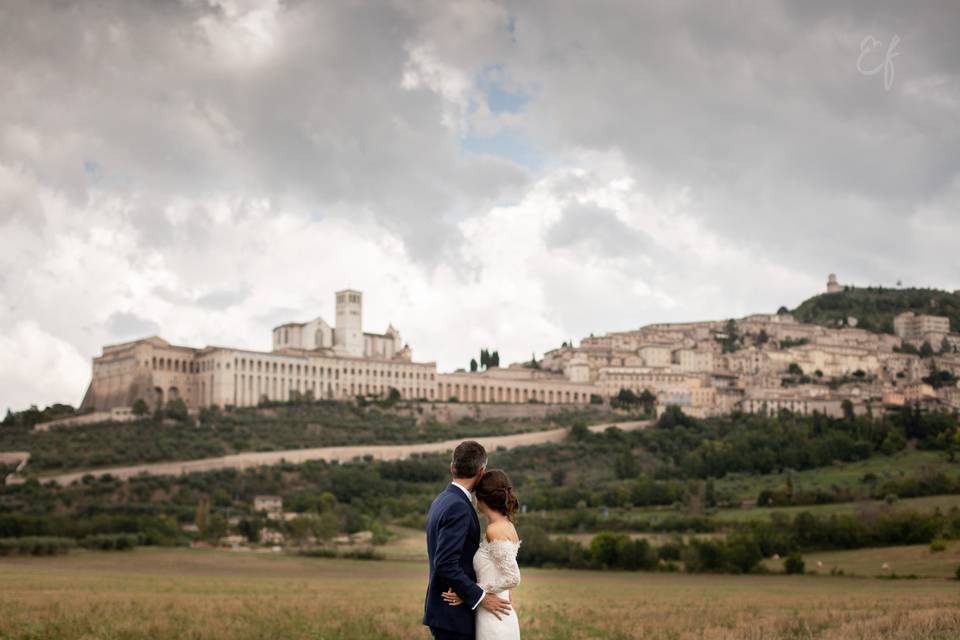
[474,539,522,640]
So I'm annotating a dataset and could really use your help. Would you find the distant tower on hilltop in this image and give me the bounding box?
[334,289,364,357]
[826,273,842,294]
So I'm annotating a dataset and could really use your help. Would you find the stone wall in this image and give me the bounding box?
[404,401,607,424]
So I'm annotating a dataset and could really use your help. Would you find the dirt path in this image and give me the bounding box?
[45,420,652,485]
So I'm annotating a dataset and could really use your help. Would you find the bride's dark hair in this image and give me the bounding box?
[474,469,519,522]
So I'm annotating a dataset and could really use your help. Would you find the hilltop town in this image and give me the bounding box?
[543,282,960,419]
[54,275,960,431]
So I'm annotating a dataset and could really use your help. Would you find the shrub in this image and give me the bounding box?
[784,553,805,575]
[79,533,140,551]
[340,547,383,561]
[569,421,590,441]
[298,548,337,558]
[929,538,947,553]
[0,536,75,556]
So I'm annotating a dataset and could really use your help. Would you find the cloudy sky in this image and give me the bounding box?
[1,0,959,413]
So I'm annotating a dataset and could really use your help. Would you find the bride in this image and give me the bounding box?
[442,469,522,640]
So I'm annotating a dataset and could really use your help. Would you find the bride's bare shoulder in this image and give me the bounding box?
[486,519,520,543]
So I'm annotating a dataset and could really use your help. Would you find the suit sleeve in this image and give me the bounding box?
[434,502,485,606]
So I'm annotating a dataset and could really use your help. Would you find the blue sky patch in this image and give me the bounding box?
[461,128,542,171]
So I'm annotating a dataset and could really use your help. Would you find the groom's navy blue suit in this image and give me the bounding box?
[423,483,485,639]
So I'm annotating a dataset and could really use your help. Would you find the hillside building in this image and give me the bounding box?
[893,311,950,342]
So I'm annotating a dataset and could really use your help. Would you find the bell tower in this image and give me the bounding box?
[334,289,364,357]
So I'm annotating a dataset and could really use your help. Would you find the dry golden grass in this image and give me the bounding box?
[0,548,957,640]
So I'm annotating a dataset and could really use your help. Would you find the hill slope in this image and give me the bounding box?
[791,287,960,334]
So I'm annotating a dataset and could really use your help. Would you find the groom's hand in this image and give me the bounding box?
[479,593,512,620]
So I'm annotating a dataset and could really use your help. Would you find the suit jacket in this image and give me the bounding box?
[423,484,485,636]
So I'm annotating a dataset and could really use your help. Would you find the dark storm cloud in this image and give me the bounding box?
[546,203,651,258]
[500,0,960,286]
[0,0,527,264]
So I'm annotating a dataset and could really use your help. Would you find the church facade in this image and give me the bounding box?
[81,289,438,411]
[81,289,593,412]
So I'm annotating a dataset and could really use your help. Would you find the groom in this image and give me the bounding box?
[423,440,513,640]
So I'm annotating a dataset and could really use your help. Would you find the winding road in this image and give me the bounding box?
[43,420,652,486]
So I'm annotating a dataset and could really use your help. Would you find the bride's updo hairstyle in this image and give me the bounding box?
[475,469,519,522]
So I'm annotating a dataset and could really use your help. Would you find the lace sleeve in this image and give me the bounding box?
[479,540,521,593]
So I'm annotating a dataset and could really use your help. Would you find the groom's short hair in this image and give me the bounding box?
[451,440,487,478]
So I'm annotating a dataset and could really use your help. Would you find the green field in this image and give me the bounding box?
[0,549,957,640]
[715,449,960,503]
[550,492,960,532]
[711,493,960,523]
[762,541,960,579]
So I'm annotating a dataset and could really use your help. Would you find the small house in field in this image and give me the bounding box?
[254,495,283,514]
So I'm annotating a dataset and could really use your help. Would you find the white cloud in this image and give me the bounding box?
[1,0,958,414]
[0,321,90,412]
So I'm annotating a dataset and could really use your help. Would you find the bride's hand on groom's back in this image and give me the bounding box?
[441,588,464,606]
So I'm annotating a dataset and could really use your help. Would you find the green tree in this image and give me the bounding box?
[617,537,654,571]
[639,389,657,414]
[207,514,227,541]
[315,512,340,542]
[705,479,717,509]
[614,451,639,479]
[490,351,500,368]
[920,341,934,358]
[719,319,740,353]
[470,358,478,372]
[784,553,805,575]
[132,399,149,417]
[590,532,626,568]
[164,398,189,422]
[841,399,855,422]
[569,421,590,441]
[480,349,489,370]
[880,429,907,455]
[318,492,337,514]
[550,468,566,487]
[286,516,314,545]
[940,337,952,355]
[194,498,210,537]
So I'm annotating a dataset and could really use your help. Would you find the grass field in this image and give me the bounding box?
[762,541,960,579]
[710,492,960,523]
[0,549,957,640]
[566,492,960,532]
[715,449,959,503]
